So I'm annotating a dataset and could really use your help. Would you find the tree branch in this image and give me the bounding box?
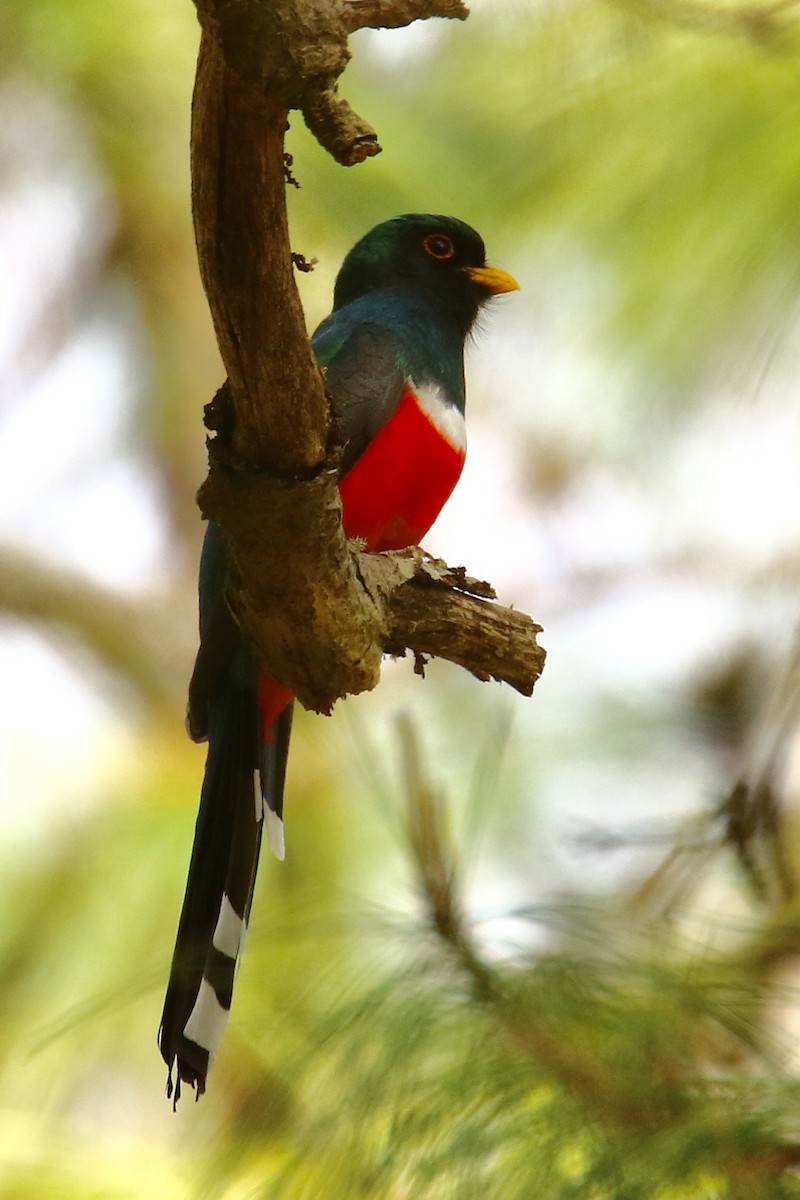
[0,545,188,712]
[342,0,470,31]
[189,0,545,716]
[191,27,326,470]
[364,553,544,695]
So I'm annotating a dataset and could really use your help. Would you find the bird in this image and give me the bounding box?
[159,213,518,1102]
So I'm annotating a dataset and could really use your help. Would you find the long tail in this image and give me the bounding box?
[159,655,293,1103]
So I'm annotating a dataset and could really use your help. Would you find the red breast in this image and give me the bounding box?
[339,382,466,553]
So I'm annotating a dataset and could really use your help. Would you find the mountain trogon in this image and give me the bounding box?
[159,214,518,1101]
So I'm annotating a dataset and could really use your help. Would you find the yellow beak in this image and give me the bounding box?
[465,265,520,295]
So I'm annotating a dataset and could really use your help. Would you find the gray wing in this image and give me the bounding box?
[313,321,408,476]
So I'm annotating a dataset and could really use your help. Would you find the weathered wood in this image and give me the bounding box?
[191,30,326,470]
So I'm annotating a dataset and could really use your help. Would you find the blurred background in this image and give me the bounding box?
[3,0,800,1195]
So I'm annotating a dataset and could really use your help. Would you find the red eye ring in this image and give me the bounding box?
[423,233,455,261]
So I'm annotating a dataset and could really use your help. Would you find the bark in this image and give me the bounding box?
[190,0,545,715]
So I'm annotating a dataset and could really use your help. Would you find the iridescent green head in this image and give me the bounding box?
[332,214,518,336]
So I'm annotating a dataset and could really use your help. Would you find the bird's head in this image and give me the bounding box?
[332,214,519,335]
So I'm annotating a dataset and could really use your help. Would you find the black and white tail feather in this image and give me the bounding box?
[158,525,293,1105]
[159,674,292,1104]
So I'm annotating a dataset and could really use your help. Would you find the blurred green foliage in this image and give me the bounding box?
[2,0,800,1197]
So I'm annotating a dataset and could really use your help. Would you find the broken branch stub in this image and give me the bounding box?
[359,552,546,696]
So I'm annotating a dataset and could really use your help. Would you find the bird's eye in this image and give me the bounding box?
[423,233,455,261]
